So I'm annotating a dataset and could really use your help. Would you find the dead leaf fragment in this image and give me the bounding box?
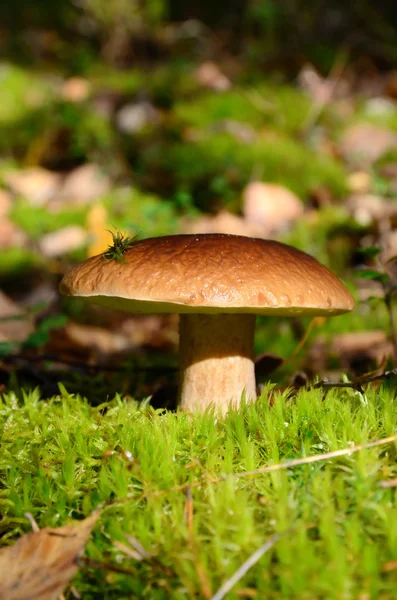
[347,194,390,226]
[242,182,304,234]
[341,123,397,165]
[0,512,99,600]
[54,164,110,208]
[346,171,372,194]
[39,226,88,257]
[61,77,92,103]
[116,101,159,134]
[65,321,133,354]
[4,167,60,206]
[0,189,12,217]
[195,61,231,91]
[309,330,393,375]
[182,210,264,238]
[332,331,388,356]
[0,291,34,342]
[381,559,397,572]
[379,478,397,489]
[0,218,28,248]
[299,64,337,105]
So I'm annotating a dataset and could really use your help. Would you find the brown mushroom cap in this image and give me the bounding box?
[60,234,354,316]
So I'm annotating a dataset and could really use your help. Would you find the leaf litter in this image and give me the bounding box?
[0,512,99,600]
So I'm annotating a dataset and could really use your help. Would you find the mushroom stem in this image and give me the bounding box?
[178,313,257,413]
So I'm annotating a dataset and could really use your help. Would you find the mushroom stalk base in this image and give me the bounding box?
[178,313,256,413]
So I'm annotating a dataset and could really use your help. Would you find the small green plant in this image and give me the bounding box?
[103,229,138,262]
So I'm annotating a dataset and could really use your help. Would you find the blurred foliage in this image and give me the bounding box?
[102,188,180,237]
[138,132,346,211]
[1,5,397,596]
[173,85,313,134]
[2,0,397,70]
[11,200,86,239]
[0,248,42,276]
[1,0,396,386]
[0,65,55,124]
[0,99,114,168]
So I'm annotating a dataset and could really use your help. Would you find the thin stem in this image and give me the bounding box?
[210,531,288,600]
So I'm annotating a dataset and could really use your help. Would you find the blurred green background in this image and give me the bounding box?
[1,0,397,401]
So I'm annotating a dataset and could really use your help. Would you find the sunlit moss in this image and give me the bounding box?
[0,385,396,597]
[141,131,346,211]
[0,64,56,124]
[174,84,314,134]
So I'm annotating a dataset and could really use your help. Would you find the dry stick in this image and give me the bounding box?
[101,434,397,507]
[232,435,397,479]
[24,512,40,533]
[210,531,287,600]
[314,368,397,394]
[77,556,137,576]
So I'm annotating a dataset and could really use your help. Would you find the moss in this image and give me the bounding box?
[174,84,314,134]
[11,199,87,240]
[0,247,42,275]
[1,386,397,598]
[102,188,180,237]
[140,131,346,211]
[89,67,145,95]
[0,99,115,166]
[0,64,55,125]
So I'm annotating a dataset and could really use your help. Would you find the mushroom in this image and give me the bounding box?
[59,234,354,413]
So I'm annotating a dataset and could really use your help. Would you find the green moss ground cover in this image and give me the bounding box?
[1,383,397,598]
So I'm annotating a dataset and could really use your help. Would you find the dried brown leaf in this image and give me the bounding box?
[4,167,60,206]
[61,77,91,103]
[0,291,34,343]
[195,61,231,91]
[382,559,397,572]
[379,478,397,488]
[39,226,88,258]
[242,182,303,234]
[182,210,264,238]
[0,512,99,600]
[341,123,397,165]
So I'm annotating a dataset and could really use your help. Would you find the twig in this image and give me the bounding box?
[124,534,152,560]
[210,531,287,600]
[25,512,40,533]
[101,434,397,508]
[231,435,397,479]
[77,556,137,576]
[314,368,397,394]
